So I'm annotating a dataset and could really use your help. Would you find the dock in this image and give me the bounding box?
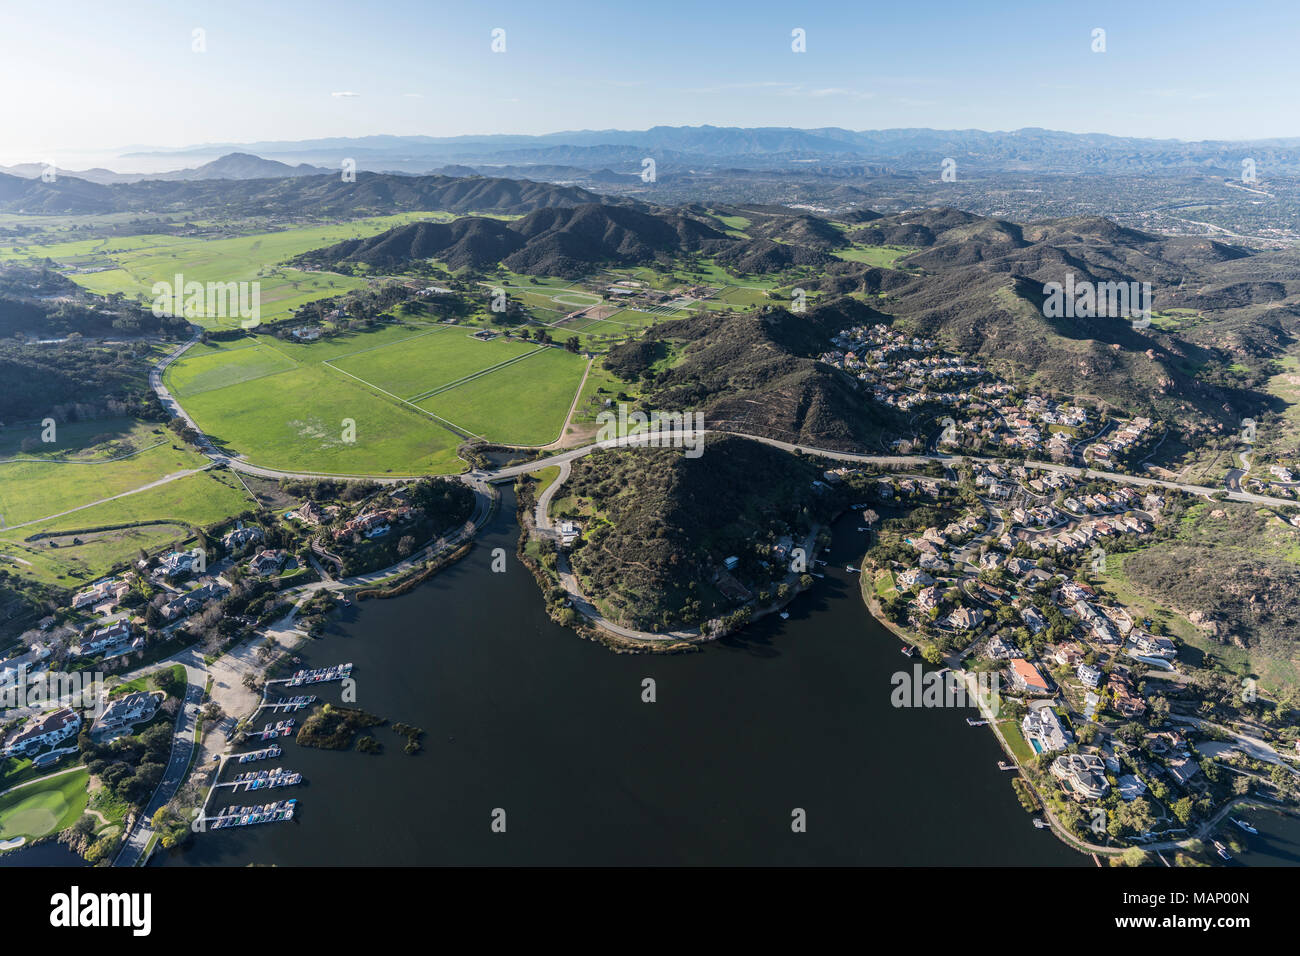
[282,662,353,688]
[237,745,282,764]
[215,767,304,792]
[205,799,297,829]
[257,719,296,741]
[255,695,317,714]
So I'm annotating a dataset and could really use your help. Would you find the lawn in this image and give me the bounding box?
[164,320,590,469]
[330,329,537,402]
[0,418,212,528]
[0,767,90,847]
[181,363,466,475]
[418,347,588,445]
[54,214,451,329]
[0,470,256,586]
[529,466,562,496]
[165,343,299,398]
[834,244,917,268]
[998,720,1036,765]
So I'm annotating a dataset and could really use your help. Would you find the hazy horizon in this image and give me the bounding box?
[4,0,1300,168]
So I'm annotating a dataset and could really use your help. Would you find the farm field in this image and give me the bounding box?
[417,347,588,445]
[834,244,917,268]
[165,319,590,468]
[22,213,452,329]
[0,418,211,528]
[0,768,91,848]
[179,363,466,475]
[163,344,299,399]
[0,470,256,586]
[329,329,537,401]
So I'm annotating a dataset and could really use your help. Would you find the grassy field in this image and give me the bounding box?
[0,470,256,586]
[834,244,917,268]
[165,319,589,470]
[417,347,588,445]
[329,329,536,401]
[12,214,451,329]
[0,767,90,847]
[0,418,212,528]
[165,343,300,398]
[180,363,467,475]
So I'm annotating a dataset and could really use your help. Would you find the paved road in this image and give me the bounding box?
[114,664,205,867]
[143,328,1299,510]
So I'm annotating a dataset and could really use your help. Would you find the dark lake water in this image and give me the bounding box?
[162,489,1085,866]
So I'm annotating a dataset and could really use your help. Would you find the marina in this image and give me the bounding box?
[238,745,283,764]
[207,800,297,830]
[258,719,296,741]
[284,662,353,687]
[220,768,304,792]
[257,695,317,714]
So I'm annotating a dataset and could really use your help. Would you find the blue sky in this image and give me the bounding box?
[2,0,1299,163]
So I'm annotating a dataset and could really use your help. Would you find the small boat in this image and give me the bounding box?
[1233,818,1258,835]
[900,645,915,657]
[1213,840,1232,861]
[845,566,859,573]
[1032,818,1048,829]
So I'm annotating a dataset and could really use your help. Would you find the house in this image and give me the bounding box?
[983,634,1022,660]
[1020,606,1046,634]
[1165,755,1201,788]
[250,549,288,576]
[298,500,328,525]
[76,621,133,657]
[1050,752,1110,800]
[290,325,323,341]
[72,578,128,610]
[1117,774,1148,802]
[559,521,581,548]
[162,582,228,622]
[1022,707,1072,754]
[896,568,934,591]
[1007,658,1050,694]
[1107,673,1147,717]
[3,708,80,756]
[915,586,940,613]
[1049,643,1085,668]
[1077,663,1102,689]
[1130,632,1177,659]
[944,606,981,631]
[222,524,263,552]
[339,510,393,540]
[723,555,740,571]
[159,548,204,578]
[93,691,160,733]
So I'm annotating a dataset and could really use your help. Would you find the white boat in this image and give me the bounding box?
[1233,818,1258,835]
